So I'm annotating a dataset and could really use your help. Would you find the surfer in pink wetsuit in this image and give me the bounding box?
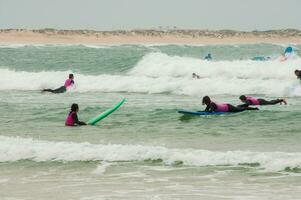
[65,104,86,126]
[238,95,286,107]
[43,74,74,93]
[202,96,259,113]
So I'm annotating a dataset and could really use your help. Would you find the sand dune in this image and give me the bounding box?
[0,28,300,44]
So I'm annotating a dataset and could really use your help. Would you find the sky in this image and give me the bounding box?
[0,0,300,31]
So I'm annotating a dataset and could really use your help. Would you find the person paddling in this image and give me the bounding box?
[43,74,74,93]
[65,104,86,126]
[238,95,286,107]
[202,96,259,113]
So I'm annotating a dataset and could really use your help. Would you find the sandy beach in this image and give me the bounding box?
[0,29,300,45]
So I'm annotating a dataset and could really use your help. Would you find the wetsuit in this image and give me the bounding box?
[43,86,67,93]
[204,54,212,60]
[65,111,86,126]
[205,102,258,113]
[238,96,285,107]
[43,79,74,94]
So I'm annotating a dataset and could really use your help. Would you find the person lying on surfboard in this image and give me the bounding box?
[202,96,259,113]
[238,95,286,107]
[65,104,86,126]
[42,73,74,93]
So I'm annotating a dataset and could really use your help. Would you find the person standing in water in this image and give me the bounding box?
[43,74,74,93]
[238,95,286,107]
[204,53,212,60]
[65,104,86,126]
[202,96,259,113]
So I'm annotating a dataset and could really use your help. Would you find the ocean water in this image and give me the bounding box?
[0,43,301,199]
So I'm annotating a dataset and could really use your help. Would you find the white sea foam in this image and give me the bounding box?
[0,136,300,172]
[0,52,300,96]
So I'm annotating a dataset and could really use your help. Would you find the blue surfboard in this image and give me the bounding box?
[177,109,228,116]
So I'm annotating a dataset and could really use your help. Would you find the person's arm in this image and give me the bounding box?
[237,100,251,108]
[72,113,87,126]
[204,103,215,112]
[209,103,217,112]
[237,103,249,108]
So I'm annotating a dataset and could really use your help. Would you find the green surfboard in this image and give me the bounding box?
[87,98,126,125]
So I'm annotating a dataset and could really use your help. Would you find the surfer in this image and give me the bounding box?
[204,53,212,60]
[294,70,301,80]
[280,47,293,62]
[192,73,201,79]
[42,74,74,93]
[202,96,259,113]
[238,95,286,107]
[65,104,87,126]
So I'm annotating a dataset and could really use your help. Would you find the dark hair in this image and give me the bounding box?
[202,96,211,105]
[71,103,79,112]
[69,74,74,79]
[239,95,247,101]
[295,70,299,73]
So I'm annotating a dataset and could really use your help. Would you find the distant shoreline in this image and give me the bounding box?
[0,28,300,45]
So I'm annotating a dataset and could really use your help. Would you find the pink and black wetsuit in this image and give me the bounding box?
[246,96,260,105]
[215,103,229,112]
[65,111,86,126]
[43,79,74,94]
[64,79,74,89]
[240,96,285,106]
[205,101,258,113]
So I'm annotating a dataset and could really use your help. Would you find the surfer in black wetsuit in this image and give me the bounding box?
[294,70,301,80]
[204,53,212,60]
[65,104,86,126]
[42,74,74,93]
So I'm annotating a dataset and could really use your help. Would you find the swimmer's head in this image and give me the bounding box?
[202,96,211,105]
[295,70,300,76]
[71,103,79,112]
[69,74,74,79]
[239,95,247,102]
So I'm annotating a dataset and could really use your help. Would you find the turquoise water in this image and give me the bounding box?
[0,44,301,199]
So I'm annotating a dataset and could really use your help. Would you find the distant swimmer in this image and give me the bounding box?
[238,95,287,107]
[280,47,293,62]
[294,70,301,80]
[65,104,87,126]
[202,96,259,113]
[204,53,212,61]
[192,73,201,79]
[42,74,74,93]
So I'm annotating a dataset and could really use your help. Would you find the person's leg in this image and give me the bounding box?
[228,104,259,112]
[258,99,285,105]
[227,104,245,112]
[52,86,66,93]
[42,89,54,92]
[257,99,270,105]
